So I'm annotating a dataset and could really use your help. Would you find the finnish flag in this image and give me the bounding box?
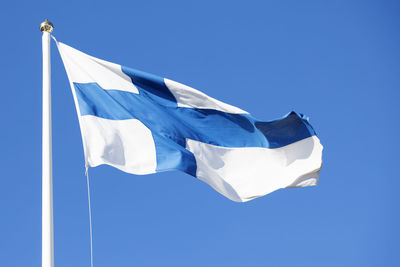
[56,41,323,202]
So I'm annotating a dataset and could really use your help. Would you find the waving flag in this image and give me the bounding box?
[56,41,323,202]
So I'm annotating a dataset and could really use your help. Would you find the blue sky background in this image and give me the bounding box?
[1,0,399,266]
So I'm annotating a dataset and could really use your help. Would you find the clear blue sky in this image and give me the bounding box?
[1,0,399,266]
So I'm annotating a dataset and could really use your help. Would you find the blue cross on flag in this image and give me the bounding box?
[56,40,323,202]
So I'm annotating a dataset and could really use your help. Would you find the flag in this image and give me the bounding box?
[56,41,323,202]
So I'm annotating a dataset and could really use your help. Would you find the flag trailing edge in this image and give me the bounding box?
[55,40,323,202]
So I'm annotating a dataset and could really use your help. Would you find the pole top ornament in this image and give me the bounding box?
[40,19,54,33]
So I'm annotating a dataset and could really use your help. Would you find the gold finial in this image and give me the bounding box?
[40,19,54,33]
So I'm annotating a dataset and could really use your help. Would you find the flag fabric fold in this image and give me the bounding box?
[56,40,323,202]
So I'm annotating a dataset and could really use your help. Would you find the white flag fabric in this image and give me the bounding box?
[56,40,323,202]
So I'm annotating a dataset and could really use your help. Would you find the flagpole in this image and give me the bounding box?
[40,19,54,267]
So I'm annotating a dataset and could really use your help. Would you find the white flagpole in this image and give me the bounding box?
[40,19,54,267]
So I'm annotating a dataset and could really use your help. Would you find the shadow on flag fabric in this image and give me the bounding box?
[55,40,323,202]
